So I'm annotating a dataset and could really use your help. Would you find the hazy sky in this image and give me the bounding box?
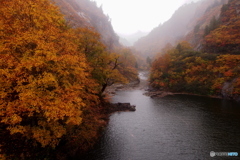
[94,0,197,35]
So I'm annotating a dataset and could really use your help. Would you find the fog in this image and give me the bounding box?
[94,0,200,35]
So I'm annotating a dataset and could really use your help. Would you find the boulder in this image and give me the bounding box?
[108,103,136,113]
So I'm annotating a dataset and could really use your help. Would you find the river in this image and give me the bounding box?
[77,71,240,160]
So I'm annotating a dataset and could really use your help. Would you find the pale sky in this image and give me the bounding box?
[94,0,197,35]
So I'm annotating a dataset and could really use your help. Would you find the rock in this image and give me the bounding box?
[221,78,240,103]
[108,102,136,113]
[222,81,234,98]
[116,86,124,89]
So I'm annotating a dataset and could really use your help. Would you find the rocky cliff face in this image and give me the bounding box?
[222,79,240,103]
[52,0,120,50]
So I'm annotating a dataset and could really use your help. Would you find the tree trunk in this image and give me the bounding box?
[101,83,108,93]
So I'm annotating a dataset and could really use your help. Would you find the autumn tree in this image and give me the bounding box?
[150,49,173,89]
[211,55,240,94]
[204,16,220,36]
[151,40,240,97]
[116,48,138,81]
[0,0,99,150]
[204,0,240,54]
[151,42,218,94]
[74,28,138,93]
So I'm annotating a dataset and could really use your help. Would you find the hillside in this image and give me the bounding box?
[150,0,240,102]
[203,0,240,54]
[52,0,120,50]
[184,0,229,50]
[119,37,131,46]
[134,0,228,57]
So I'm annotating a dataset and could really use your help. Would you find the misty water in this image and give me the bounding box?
[77,72,240,160]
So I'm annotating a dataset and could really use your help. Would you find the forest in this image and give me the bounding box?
[150,0,240,101]
[0,0,138,159]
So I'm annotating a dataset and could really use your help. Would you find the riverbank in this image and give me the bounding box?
[106,70,240,104]
[105,71,223,101]
[144,90,223,99]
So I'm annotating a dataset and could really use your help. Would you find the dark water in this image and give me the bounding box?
[78,74,240,160]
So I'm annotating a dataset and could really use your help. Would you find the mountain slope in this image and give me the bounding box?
[184,0,228,50]
[134,0,228,57]
[52,0,120,50]
[203,0,240,54]
[150,0,240,102]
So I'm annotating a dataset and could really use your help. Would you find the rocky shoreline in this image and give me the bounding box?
[104,81,139,113]
[104,79,141,96]
[105,74,239,103]
[108,103,136,113]
[144,89,240,104]
[144,90,221,99]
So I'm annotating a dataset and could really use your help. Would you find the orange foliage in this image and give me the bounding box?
[74,28,138,93]
[204,0,240,53]
[0,0,99,148]
[150,42,240,96]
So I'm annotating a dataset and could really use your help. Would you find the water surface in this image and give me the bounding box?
[78,73,240,160]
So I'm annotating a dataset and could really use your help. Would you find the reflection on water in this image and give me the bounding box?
[77,74,240,160]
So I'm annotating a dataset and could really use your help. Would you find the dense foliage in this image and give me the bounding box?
[150,0,240,98]
[204,0,240,54]
[150,41,240,97]
[74,28,138,93]
[0,0,137,159]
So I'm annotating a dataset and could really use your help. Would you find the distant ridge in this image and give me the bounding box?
[133,0,228,57]
[118,31,149,46]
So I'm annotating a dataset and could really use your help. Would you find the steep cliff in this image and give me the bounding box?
[52,0,120,50]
